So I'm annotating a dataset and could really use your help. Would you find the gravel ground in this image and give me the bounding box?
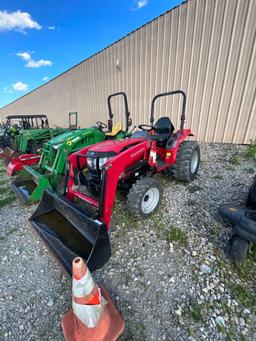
[0,142,256,341]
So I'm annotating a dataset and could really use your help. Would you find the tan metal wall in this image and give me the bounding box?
[1,0,255,143]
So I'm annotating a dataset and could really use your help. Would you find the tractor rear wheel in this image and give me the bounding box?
[171,141,200,182]
[247,176,256,209]
[127,177,163,218]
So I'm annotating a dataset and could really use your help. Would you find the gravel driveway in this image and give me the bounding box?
[0,142,256,341]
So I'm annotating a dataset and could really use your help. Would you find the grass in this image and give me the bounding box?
[246,139,256,160]
[166,225,188,246]
[0,178,9,186]
[0,194,16,208]
[229,154,241,165]
[186,301,203,322]
[228,283,256,312]
[214,175,224,180]
[111,195,140,230]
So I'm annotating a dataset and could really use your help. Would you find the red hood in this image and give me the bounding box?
[87,137,145,154]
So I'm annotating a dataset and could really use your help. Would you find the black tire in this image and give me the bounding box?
[247,176,256,209]
[230,235,249,264]
[126,177,163,218]
[171,141,200,182]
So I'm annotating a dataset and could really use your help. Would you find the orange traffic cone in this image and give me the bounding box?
[61,257,125,341]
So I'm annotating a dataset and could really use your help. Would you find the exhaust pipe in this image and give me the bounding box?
[29,190,111,275]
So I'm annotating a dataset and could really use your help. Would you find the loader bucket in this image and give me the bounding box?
[29,190,111,275]
[11,167,51,204]
[0,147,20,167]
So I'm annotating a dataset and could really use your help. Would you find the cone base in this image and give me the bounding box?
[61,286,125,341]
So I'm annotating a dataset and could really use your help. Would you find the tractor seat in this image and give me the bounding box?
[150,117,175,146]
[105,121,122,137]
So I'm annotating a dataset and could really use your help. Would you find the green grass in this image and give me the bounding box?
[228,283,256,311]
[214,175,224,180]
[246,139,256,160]
[229,154,241,165]
[0,194,16,208]
[186,301,203,322]
[166,225,188,246]
[0,178,9,186]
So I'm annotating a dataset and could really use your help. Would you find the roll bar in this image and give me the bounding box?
[150,90,187,130]
[107,92,131,132]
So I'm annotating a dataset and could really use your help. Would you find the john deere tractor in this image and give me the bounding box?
[11,92,132,204]
[0,113,76,167]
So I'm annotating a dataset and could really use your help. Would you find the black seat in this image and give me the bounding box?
[150,117,175,146]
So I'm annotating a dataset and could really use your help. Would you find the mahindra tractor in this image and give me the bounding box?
[29,90,200,274]
[12,92,132,204]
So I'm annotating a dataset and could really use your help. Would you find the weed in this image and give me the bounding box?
[246,139,256,160]
[0,194,16,208]
[0,178,8,186]
[229,283,256,311]
[111,198,139,230]
[187,301,203,322]
[187,184,203,193]
[229,154,240,165]
[166,225,188,246]
[214,175,224,180]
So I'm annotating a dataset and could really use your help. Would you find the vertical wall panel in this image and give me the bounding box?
[1,0,255,143]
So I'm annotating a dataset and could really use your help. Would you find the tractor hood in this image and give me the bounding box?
[87,137,145,155]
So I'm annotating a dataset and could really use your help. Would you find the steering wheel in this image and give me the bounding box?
[96,121,108,130]
[138,124,155,131]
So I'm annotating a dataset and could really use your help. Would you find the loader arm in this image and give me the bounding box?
[67,140,150,229]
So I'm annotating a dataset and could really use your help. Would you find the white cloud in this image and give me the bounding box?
[43,76,50,81]
[12,81,28,91]
[16,51,31,61]
[48,26,55,30]
[133,0,148,10]
[16,51,53,68]
[26,59,52,68]
[0,10,41,33]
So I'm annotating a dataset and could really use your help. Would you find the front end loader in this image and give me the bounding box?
[12,92,132,205]
[30,90,201,274]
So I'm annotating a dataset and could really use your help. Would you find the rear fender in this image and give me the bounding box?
[168,129,192,164]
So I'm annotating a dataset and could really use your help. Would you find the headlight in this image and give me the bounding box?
[98,157,110,169]
[87,157,96,169]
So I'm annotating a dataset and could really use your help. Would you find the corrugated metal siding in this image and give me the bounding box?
[1,0,255,143]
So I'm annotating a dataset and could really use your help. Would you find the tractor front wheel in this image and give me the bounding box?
[127,177,163,218]
[230,235,250,264]
[171,141,200,182]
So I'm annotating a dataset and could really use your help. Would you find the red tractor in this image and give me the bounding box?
[30,90,200,274]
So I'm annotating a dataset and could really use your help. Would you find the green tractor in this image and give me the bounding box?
[13,112,78,154]
[11,92,132,204]
[1,113,77,166]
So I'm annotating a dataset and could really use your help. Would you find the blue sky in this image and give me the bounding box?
[0,0,183,108]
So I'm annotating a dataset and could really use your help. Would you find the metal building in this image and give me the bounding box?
[1,0,255,143]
